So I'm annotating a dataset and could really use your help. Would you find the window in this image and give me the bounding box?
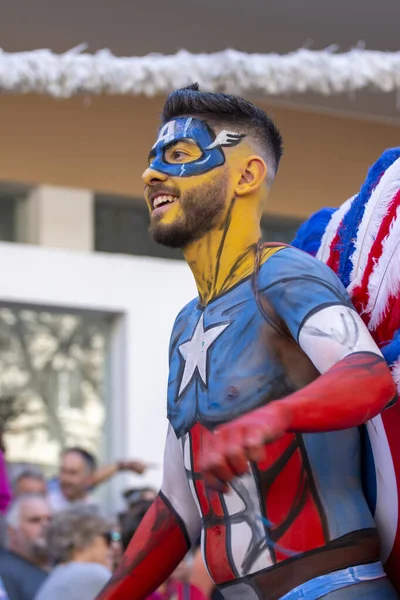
[95,195,302,258]
[0,195,18,242]
[0,306,111,471]
[95,195,181,260]
[261,214,302,244]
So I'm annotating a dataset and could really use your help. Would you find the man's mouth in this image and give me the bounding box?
[151,193,179,213]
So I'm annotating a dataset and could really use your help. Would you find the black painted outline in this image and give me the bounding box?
[159,490,192,550]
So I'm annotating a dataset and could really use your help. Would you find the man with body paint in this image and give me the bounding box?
[97,85,399,600]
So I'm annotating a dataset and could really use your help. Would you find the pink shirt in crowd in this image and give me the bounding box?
[0,451,11,513]
[148,581,208,600]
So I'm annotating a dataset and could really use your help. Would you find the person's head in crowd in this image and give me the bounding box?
[123,486,157,510]
[0,424,11,514]
[119,500,153,551]
[105,524,123,572]
[6,494,52,568]
[59,447,97,502]
[47,506,113,569]
[12,467,47,498]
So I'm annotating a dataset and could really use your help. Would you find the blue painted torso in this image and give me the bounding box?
[167,247,377,585]
[168,274,303,437]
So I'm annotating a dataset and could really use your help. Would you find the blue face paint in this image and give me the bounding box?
[148,117,245,177]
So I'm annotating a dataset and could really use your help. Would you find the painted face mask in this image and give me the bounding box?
[148,117,245,177]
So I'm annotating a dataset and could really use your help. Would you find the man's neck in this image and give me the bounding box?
[183,197,262,305]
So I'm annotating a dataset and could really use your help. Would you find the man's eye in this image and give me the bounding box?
[172,150,188,160]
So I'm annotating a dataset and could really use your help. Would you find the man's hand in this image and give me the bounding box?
[200,353,397,493]
[87,460,157,490]
[199,403,291,492]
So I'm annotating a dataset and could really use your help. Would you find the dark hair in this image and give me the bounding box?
[123,486,157,507]
[119,500,153,550]
[12,466,45,493]
[161,83,283,177]
[47,506,109,563]
[62,447,97,472]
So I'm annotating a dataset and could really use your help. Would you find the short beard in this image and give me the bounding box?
[149,170,228,249]
[30,539,50,564]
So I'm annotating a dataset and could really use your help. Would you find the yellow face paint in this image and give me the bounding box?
[143,138,253,223]
[143,116,248,223]
[143,119,269,304]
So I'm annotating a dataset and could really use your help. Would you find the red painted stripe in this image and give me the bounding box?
[207,487,226,519]
[352,189,400,325]
[326,230,341,273]
[190,424,211,517]
[190,424,236,584]
[264,446,325,562]
[266,446,305,532]
[257,432,296,472]
[204,522,236,584]
[274,481,326,562]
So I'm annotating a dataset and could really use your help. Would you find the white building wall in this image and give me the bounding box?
[17,185,94,251]
[0,241,196,507]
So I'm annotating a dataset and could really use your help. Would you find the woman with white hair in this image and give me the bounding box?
[35,506,112,600]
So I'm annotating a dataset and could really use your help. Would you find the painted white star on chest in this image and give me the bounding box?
[178,313,230,396]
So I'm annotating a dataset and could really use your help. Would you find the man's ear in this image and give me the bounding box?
[235,156,267,196]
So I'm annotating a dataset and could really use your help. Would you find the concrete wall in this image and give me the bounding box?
[17,185,94,251]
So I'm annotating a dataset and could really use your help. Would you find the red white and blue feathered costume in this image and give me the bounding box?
[292,147,400,592]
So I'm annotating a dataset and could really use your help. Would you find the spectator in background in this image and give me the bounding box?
[47,448,98,512]
[118,501,207,600]
[0,425,11,514]
[190,548,223,600]
[0,494,51,600]
[0,468,46,552]
[119,500,153,552]
[107,528,123,573]
[0,426,11,551]
[123,486,157,510]
[35,506,112,600]
[48,447,150,513]
[11,469,46,499]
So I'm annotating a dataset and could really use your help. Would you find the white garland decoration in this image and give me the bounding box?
[0,46,400,99]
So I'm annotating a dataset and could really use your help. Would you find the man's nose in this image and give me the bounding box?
[142,166,168,186]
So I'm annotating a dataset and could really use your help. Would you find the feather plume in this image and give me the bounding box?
[368,205,400,330]
[291,207,336,256]
[336,148,400,287]
[382,329,400,369]
[316,196,355,263]
[348,157,400,294]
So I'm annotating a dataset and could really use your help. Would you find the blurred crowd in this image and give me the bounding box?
[0,439,221,600]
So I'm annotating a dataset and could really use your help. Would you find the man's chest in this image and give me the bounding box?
[167,282,300,438]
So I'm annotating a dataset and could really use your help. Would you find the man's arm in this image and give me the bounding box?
[86,460,150,490]
[96,425,201,600]
[200,248,397,489]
